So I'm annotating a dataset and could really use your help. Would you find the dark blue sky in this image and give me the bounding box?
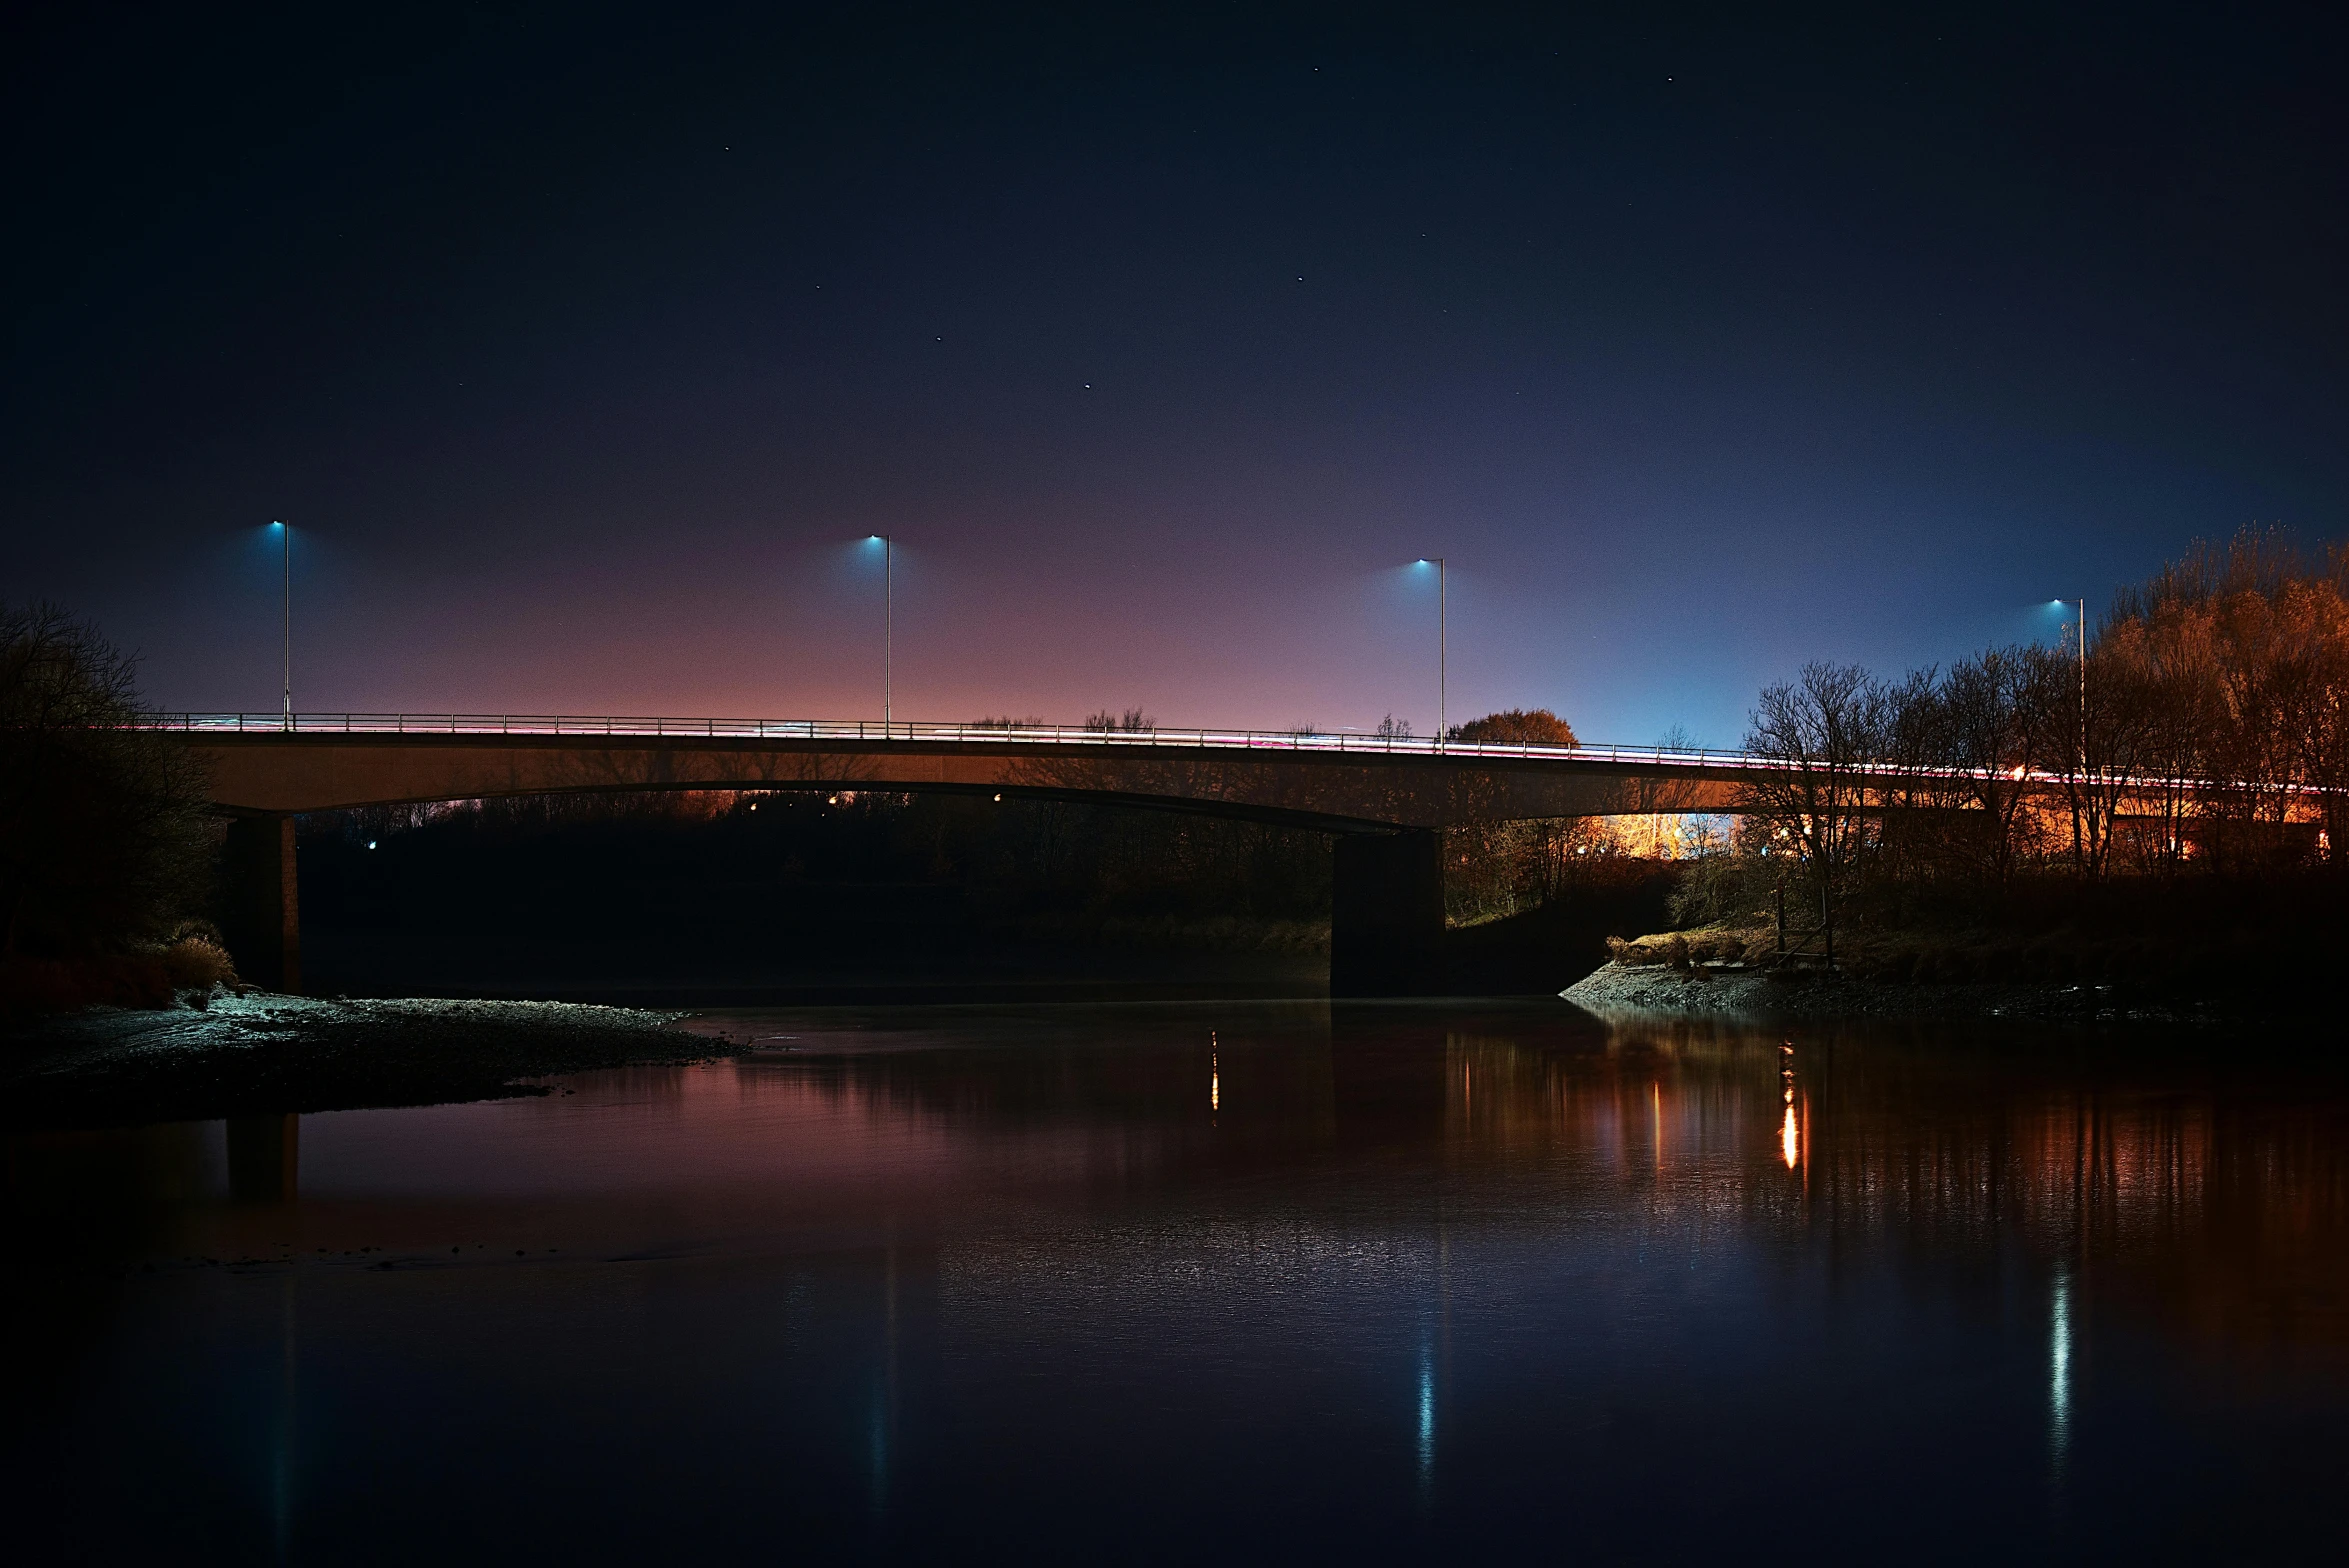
[6,2,2345,743]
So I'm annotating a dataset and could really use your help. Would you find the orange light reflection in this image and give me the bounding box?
[1779,1042,1800,1169]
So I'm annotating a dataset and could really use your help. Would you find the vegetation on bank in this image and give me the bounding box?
[0,604,231,1016]
[1641,531,2349,984]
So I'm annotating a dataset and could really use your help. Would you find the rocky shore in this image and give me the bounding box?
[1,993,711,1129]
[1562,959,2198,1022]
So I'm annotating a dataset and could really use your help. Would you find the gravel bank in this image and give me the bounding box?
[2,993,710,1129]
[1562,961,2188,1022]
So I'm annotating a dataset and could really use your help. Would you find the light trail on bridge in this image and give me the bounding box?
[147,711,1751,767]
[140,712,2317,800]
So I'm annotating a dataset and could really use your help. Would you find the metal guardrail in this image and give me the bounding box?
[142,712,1757,768]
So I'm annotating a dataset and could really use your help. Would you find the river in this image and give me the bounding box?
[6,999,2344,1562]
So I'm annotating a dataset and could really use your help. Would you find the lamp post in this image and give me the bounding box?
[272,521,291,730]
[870,534,893,731]
[2052,597,2086,776]
[1416,557,1446,748]
[2073,596,2086,778]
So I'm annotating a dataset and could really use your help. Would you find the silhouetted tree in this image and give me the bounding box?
[1084,707,1156,733]
[1448,708,1578,746]
[0,604,212,959]
[1938,648,2048,888]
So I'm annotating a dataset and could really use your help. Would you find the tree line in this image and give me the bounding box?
[1697,531,2349,946]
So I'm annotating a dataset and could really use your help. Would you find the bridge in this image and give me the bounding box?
[168,712,1761,999]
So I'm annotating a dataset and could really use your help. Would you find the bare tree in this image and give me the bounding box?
[2103,528,2349,874]
[1738,663,1885,961]
[1935,648,2048,888]
[2294,619,2349,869]
[1083,707,1156,733]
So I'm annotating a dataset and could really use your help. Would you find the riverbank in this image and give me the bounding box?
[1562,959,2200,1021]
[1,994,710,1130]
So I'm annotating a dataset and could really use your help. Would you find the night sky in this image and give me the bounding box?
[7,3,2345,745]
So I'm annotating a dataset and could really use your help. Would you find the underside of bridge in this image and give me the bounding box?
[187,733,1742,998]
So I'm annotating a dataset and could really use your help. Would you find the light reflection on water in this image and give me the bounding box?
[2051,1261,2074,1477]
[5,999,2347,1564]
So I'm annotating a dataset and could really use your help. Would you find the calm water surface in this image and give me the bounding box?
[6,1000,2346,1563]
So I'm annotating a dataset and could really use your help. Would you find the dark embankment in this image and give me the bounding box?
[1,996,705,1130]
[1443,868,1680,994]
[1593,871,2349,1019]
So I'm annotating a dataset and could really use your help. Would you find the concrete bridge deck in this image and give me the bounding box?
[166,712,1755,828]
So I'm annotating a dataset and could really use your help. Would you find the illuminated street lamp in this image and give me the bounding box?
[2051,596,2086,775]
[271,521,291,730]
[869,534,894,730]
[1415,558,1446,748]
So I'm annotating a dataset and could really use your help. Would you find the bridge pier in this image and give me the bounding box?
[222,814,302,994]
[1330,829,1445,997]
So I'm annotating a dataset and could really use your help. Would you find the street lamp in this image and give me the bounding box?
[2052,597,2086,775]
[869,534,894,731]
[2073,596,2086,777]
[1416,558,1446,747]
[272,521,291,730]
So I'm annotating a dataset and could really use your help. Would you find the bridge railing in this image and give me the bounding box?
[143,711,2305,797]
[145,711,1759,768]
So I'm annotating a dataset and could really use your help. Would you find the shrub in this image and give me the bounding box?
[159,934,237,992]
